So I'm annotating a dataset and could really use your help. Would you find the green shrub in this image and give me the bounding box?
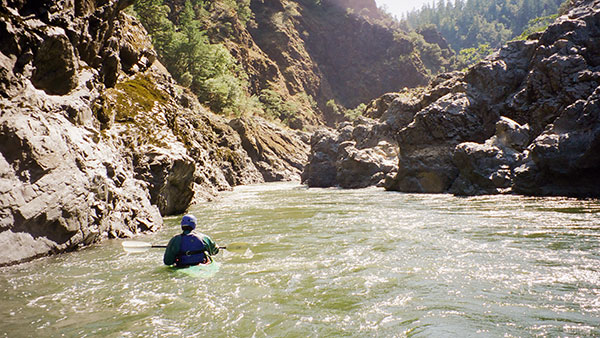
[514,14,559,41]
[259,89,302,123]
[455,44,493,70]
[134,0,254,115]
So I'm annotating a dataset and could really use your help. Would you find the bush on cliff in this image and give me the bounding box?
[134,0,253,115]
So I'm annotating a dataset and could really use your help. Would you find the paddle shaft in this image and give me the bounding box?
[151,245,228,250]
[122,240,247,253]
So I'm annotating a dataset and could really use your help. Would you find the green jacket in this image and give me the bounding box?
[163,230,219,266]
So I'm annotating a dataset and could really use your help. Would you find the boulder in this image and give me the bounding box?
[301,128,340,188]
[133,148,196,216]
[385,92,482,193]
[514,87,600,196]
[302,117,398,188]
[495,116,531,150]
[31,33,78,95]
[449,117,528,195]
[336,140,397,188]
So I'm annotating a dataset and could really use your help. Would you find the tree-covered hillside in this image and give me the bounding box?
[131,0,439,126]
[403,0,570,53]
[132,0,256,116]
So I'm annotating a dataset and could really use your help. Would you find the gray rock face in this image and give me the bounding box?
[386,92,481,193]
[230,117,309,182]
[305,0,600,197]
[133,150,196,216]
[385,1,600,197]
[0,106,163,266]
[514,87,600,196]
[301,129,340,187]
[302,117,398,188]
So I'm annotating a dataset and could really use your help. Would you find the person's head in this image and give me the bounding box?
[181,214,197,232]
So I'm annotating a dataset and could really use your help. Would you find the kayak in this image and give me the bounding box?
[169,259,220,278]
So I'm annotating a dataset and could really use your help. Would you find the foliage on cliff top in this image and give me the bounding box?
[399,0,571,71]
[133,0,446,126]
[402,0,565,51]
[133,0,256,116]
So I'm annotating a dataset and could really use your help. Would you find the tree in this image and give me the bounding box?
[402,0,565,53]
[134,0,252,115]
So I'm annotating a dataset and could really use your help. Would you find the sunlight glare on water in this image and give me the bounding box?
[1,182,600,337]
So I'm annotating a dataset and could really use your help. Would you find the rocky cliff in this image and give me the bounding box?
[0,0,309,266]
[303,0,600,197]
[202,0,430,124]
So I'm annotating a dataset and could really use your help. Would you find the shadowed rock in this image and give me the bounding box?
[31,34,78,95]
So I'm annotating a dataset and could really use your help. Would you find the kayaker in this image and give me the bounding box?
[163,214,220,267]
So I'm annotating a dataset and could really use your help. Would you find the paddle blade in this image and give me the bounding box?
[223,242,249,253]
[122,241,153,253]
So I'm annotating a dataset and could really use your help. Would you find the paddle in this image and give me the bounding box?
[121,240,249,254]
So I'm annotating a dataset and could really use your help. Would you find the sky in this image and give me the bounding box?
[374,0,438,19]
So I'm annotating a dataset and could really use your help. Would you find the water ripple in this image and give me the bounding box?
[1,182,599,337]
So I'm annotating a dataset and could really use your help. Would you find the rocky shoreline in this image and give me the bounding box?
[303,0,600,198]
[0,0,308,266]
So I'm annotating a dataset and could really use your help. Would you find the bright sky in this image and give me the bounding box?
[374,0,438,19]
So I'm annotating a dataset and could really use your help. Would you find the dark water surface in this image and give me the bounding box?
[1,182,600,337]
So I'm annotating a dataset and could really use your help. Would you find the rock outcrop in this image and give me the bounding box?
[230,117,309,181]
[386,0,600,197]
[302,117,398,188]
[0,0,309,266]
[305,0,600,197]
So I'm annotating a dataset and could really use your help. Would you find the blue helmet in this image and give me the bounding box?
[181,214,197,230]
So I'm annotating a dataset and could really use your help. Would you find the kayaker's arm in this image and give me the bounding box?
[163,236,181,265]
[202,235,220,256]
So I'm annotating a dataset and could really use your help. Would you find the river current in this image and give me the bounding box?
[1,182,600,337]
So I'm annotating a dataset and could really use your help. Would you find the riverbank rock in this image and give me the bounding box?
[513,86,600,197]
[383,0,600,197]
[304,0,600,197]
[302,117,398,188]
[0,99,163,266]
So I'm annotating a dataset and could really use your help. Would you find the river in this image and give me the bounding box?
[1,182,600,337]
